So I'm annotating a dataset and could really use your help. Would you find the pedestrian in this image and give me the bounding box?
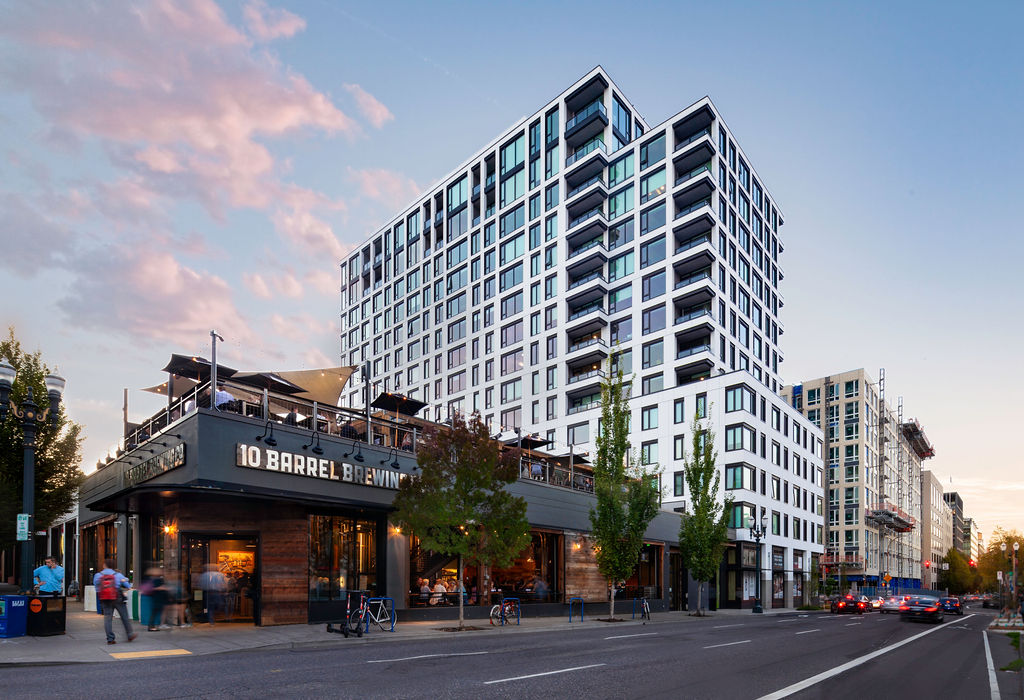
[199,564,227,625]
[33,556,65,596]
[142,567,169,631]
[93,558,136,645]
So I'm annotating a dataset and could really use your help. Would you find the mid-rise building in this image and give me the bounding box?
[339,67,824,609]
[920,470,953,588]
[944,491,967,558]
[783,369,933,590]
[965,518,982,563]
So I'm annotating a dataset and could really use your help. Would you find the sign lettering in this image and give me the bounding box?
[236,443,404,490]
[124,444,186,487]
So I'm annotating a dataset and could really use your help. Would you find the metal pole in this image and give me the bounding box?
[364,361,371,441]
[210,330,223,410]
[20,390,39,593]
[754,534,763,614]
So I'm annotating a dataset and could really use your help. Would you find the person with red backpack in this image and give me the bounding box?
[92,558,137,645]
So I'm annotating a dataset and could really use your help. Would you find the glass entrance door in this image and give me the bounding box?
[184,534,259,624]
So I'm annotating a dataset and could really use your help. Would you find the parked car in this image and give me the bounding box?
[900,595,944,624]
[938,597,964,616]
[880,596,903,614]
[831,594,867,614]
[983,595,1003,609]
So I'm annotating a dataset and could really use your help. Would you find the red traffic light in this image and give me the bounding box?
[924,560,931,569]
[969,559,976,567]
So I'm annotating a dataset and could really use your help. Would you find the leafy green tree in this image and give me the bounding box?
[391,412,529,629]
[589,355,661,620]
[938,546,972,594]
[0,328,83,553]
[976,528,1023,595]
[678,414,732,616]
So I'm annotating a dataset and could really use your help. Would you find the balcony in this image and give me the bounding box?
[567,366,605,386]
[672,169,715,215]
[674,232,711,257]
[567,393,601,415]
[672,104,714,153]
[565,334,608,365]
[566,270,607,308]
[676,342,712,360]
[472,184,481,200]
[568,301,604,323]
[674,305,712,328]
[673,197,712,222]
[674,268,712,291]
[565,175,608,219]
[565,301,608,337]
[484,173,496,191]
[565,138,608,170]
[566,207,609,249]
[564,100,608,148]
[675,162,712,188]
[865,501,915,533]
[821,553,865,569]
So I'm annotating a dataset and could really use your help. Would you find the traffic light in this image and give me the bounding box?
[969,559,976,568]
[924,560,931,569]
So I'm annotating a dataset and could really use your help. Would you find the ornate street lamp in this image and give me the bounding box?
[0,358,66,593]
[747,512,769,614]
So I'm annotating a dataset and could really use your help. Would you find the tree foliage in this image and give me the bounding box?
[589,355,661,620]
[976,528,1023,593]
[678,413,732,615]
[937,546,972,594]
[390,412,529,628]
[0,328,84,551]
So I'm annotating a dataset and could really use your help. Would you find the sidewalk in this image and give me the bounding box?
[0,601,822,665]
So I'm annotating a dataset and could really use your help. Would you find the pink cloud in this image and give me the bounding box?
[243,0,306,41]
[307,269,339,296]
[272,270,304,298]
[346,167,420,210]
[273,208,350,261]
[343,84,394,129]
[243,272,272,299]
[0,193,77,276]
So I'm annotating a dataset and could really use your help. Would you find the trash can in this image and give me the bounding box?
[25,595,66,636]
[0,595,29,638]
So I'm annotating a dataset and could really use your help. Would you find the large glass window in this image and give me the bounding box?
[639,133,665,170]
[640,235,665,268]
[309,515,378,602]
[640,167,666,204]
[609,185,634,220]
[609,153,634,187]
[500,134,525,176]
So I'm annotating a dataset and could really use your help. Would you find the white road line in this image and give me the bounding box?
[713,623,745,628]
[484,663,606,685]
[757,614,975,699]
[795,629,820,635]
[982,631,1001,700]
[604,632,658,640]
[845,623,861,627]
[704,640,751,649]
[368,651,488,664]
[776,619,799,623]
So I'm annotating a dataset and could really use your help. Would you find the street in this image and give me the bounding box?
[2,608,1018,699]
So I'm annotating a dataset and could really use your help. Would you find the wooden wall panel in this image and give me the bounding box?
[563,531,607,602]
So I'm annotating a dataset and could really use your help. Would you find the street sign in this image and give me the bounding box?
[16,514,29,541]
[997,571,1003,582]
[883,574,892,583]
[942,563,949,570]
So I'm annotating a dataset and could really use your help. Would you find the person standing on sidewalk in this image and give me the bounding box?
[33,556,65,596]
[93,558,137,645]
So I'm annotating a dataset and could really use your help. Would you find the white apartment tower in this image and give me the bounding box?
[340,67,823,609]
[782,369,933,591]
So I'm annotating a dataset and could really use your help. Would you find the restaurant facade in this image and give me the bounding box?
[78,375,687,625]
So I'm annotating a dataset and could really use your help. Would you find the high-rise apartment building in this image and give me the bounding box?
[921,469,953,589]
[339,67,823,609]
[782,369,933,590]
[944,492,967,558]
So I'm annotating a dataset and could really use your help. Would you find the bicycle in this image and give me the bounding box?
[639,596,651,623]
[489,598,519,626]
[326,594,395,638]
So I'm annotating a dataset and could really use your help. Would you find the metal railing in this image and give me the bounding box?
[567,336,606,353]
[568,303,604,322]
[673,197,711,220]
[568,270,605,290]
[675,162,712,187]
[674,269,712,290]
[567,174,605,199]
[566,139,607,168]
[675,233,711,255]
[568,237,605,259]
[676,343,711,360]
[674,127,710,151]
[675,307,711,325]
[565,100,607,131]
[519,459,594,494]
[567,368,605,385]
[568,207,604,230]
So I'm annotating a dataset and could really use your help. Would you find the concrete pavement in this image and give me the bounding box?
[0,600,823,665]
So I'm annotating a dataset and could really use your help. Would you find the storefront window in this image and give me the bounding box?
[309,515,377,602]
[490,532,561,603]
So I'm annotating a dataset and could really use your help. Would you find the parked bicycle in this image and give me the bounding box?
[326,593,395,638]
[639,596,651,622]
[489,598,520,626]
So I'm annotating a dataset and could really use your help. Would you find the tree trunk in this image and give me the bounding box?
[696,581,704,616]
[458,553,465,630]
[609,579,615,620]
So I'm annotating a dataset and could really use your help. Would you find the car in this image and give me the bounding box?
[938,597,964,615]
[880,596,903,614]
[900,595,944,624]
[983,595,1003,609]
[870,597,884,610]
[831,594,867,614]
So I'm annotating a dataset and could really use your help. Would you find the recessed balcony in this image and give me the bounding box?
[565,332,608,365]
[565,139,609,171]
[565,175,608,218]
[672,104,715,151]
[565,100,608,149]
[672,171,715,214]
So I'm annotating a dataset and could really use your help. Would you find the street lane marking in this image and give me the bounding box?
[109,649,192,660]
[776,619,799,623]
[368,651,488,664]
[982,631,1001,700]
[795,629,819,635]
[845,623,861,627]
[704,640,751,649]
[605,632,658,640]
[713,623,745,628]
[758,614,975,699]
[484,663,605,685]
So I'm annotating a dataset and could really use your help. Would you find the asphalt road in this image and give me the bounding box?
[4,608,1017,699]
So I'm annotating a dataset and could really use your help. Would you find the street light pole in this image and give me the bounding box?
[748,513,769,614]
[1014,542,1019,609]
[0,359,66,594]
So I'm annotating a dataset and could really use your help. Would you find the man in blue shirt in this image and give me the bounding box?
[33,556,64,595]
[93,558,137,644]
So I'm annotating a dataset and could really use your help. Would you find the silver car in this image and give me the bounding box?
[880,596,903,614]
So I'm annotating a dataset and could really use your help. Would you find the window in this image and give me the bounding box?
[641,405,658,430]
[500,134,525,176]
[725,424,755,452]
[447,345,466,369]
[642,340,663,369]
[609,153,634,187]
[499,204,525,237]
[500,378,522,404]
[567,422,589,445]
[640,167,666,204]
[499,263,523,291]
[640,235,665,268]
[500,171,525,207]
[729,503,755,529]
[674,398,685,424]
[545,182,559,211]
[609,284,632,313]
[500,321,523,347]
[725,385,755,413]
[499,233,525,265]
[608,185,634,220]
[642,270,665,301]
[726,464,755,491]
[612,95,631,140]
[609,251,634,281]
[642,304,666,335]
[500,291,523,319]
[640,440,659,466]
[500,349,523,376]
[610,317,633,344]
[608,218,634,249]
[673,435,685,460]
[639,133,665,170]
[845,379,859,397]
[695,393,707,419]
[673,471,684,498]
[641,373,663,395]
[640,203,666,235]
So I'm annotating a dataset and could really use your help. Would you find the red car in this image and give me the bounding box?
[830,594,867,614]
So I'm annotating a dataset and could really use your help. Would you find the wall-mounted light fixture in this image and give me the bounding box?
[255,420,277,447]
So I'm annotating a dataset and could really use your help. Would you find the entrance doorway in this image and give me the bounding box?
[183,534,259,624]
[669,552,688,611]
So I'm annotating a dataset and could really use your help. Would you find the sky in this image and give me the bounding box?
[1,1,1021,538]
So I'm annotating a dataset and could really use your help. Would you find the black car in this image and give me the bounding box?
[938,597,964,615]
[830,594,867,614]
[982,595,1002,609]
[900,595,944,624]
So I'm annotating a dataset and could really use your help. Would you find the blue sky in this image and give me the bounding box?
[1,0,1021,537]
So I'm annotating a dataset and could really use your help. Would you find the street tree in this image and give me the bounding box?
[976,527,1023,594]
[937,547,971,594]
[391,412,529,630]
[678,414,732,616]
[589,355,661,621]
[0,328,83,553]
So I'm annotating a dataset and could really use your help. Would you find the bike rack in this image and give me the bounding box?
[364,597,396,633]
[569,597,584,622]
[631,597,642,619]
[500,597,521,626]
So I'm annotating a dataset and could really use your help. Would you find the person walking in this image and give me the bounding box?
[142,567,169,631]
[93,558,136,645]
[33,556,65,596]
[199,564,227,625]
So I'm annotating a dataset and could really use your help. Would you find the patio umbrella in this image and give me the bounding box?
[160,354,237,381]
[371,392,427,417]
[140,376,198,399]
[231,371,305,395]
